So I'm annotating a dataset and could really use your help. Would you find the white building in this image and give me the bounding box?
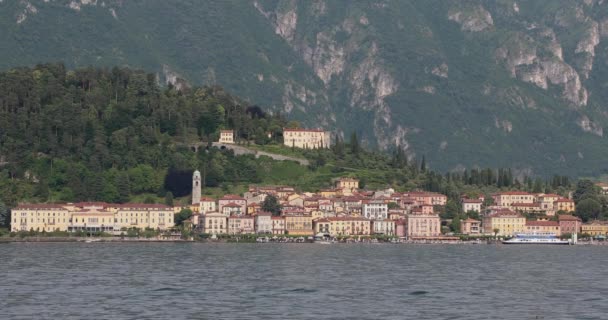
[218,130,235,144]
[372,219,395,235]
[255,212,273,234]
[462,199,482,213]
[362,200,388,220]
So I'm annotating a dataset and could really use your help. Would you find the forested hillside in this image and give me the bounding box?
[3,0,608,176]
[0,65,575,214]
[0,64,291,205]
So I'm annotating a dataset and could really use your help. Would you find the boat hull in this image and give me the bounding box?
[502,240,570,245]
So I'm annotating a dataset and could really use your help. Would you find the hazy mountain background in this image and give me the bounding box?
[3,0,608,177]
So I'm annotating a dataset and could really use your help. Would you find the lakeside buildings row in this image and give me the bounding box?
[12,171,608,238]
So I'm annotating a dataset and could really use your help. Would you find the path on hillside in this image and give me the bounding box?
[211,143,310,166]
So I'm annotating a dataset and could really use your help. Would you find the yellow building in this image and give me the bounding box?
[525,220,561,236]
[492,192,535,207]
[284,213,314,236]
[554,198,575,212]
[11,202,174,233]
[581,221,608,236]
[335,177,359,190]
[11,204,71,232]
[314,217,371,237]
[482,210,526,236]
[283,128,330,149]
[114,204,175,231]
[218,130,235,144]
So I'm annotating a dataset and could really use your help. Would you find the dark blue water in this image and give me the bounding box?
[1,243,607,319]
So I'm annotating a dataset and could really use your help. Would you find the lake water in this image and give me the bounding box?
[1,243,607,320]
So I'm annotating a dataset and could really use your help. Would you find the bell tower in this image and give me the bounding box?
[192,170,201,205]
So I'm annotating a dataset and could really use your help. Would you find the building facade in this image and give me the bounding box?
[407,213,441,238]
[218,130,235,144]
[283,128,330,149]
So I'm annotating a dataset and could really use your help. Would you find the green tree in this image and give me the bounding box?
[174,209,193,226]
[573,180,600,204]
[575,198,602,222]
[387,202,400,209]
[164,191,174,206]
[262,195,282,216]
[451,215,462,233]
[0,202,10,228]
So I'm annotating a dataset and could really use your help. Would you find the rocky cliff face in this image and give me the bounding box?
[3,0,608,176]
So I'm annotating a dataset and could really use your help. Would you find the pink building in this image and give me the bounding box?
[395,219,407,238]
[558,215,582,235]
[460,218,481,235]
[407,213,441,238]
[218,195,247,213]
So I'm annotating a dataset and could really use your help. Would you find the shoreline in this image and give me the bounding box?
[1,237,604,245]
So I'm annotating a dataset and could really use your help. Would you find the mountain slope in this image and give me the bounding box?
[3,0,608,176]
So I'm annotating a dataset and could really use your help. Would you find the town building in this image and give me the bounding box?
[228,215,255,234]
[558,215,582,235]
[460,218,481,235]
[11,202,175,233]
[218,195,247,213]
[492,191,535,207]
[335,177,359,191]
[525,220,561,236]
[218,130,235,144]
[406,192,447,206]
[462,199,482,213]
[407,213,441,238]
[284,213,313,236]
[314,217,371,237]
[199,197,216,214]
[282,128,331,149]
[581,221,608,237]
[271,216,285,235]
[372,219,395,235]
[482,210,525,237]
[203,212,227,235]
[362,200,388,220]
[554,198,575,212]
[255,212,273,234]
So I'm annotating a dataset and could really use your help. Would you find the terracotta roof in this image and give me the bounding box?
[283,128,326,133]
[200,197,215,202]
[558,215,581,221]
[526,220,559,227]
[555,198,574,203]
[118,203,171,209]
[493,191,531,196]
[220,194,246,200]
[222,203,242,208]
[488,210,522,217]
[271,216,284,220]
[462,218,481,223]
[511,203,541,208]
[326,216,370,222]
[15,203,67,210]
[538,194,561,198]
[462,199,482,203]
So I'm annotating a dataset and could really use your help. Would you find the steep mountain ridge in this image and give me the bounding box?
[3,0,608,176]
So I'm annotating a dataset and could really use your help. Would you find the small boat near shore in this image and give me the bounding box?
[502,233,570,245]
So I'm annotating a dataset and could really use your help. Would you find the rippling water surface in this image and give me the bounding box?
[1,243,607,319]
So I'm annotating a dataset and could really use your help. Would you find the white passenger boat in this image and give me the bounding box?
[502,233,570,245]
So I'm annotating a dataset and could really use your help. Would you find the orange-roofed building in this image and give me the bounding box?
[460,218,481,235]
[558,215,582,235]
[554,198,575,213]
[525,220,561,236]
[492,191,535,207]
